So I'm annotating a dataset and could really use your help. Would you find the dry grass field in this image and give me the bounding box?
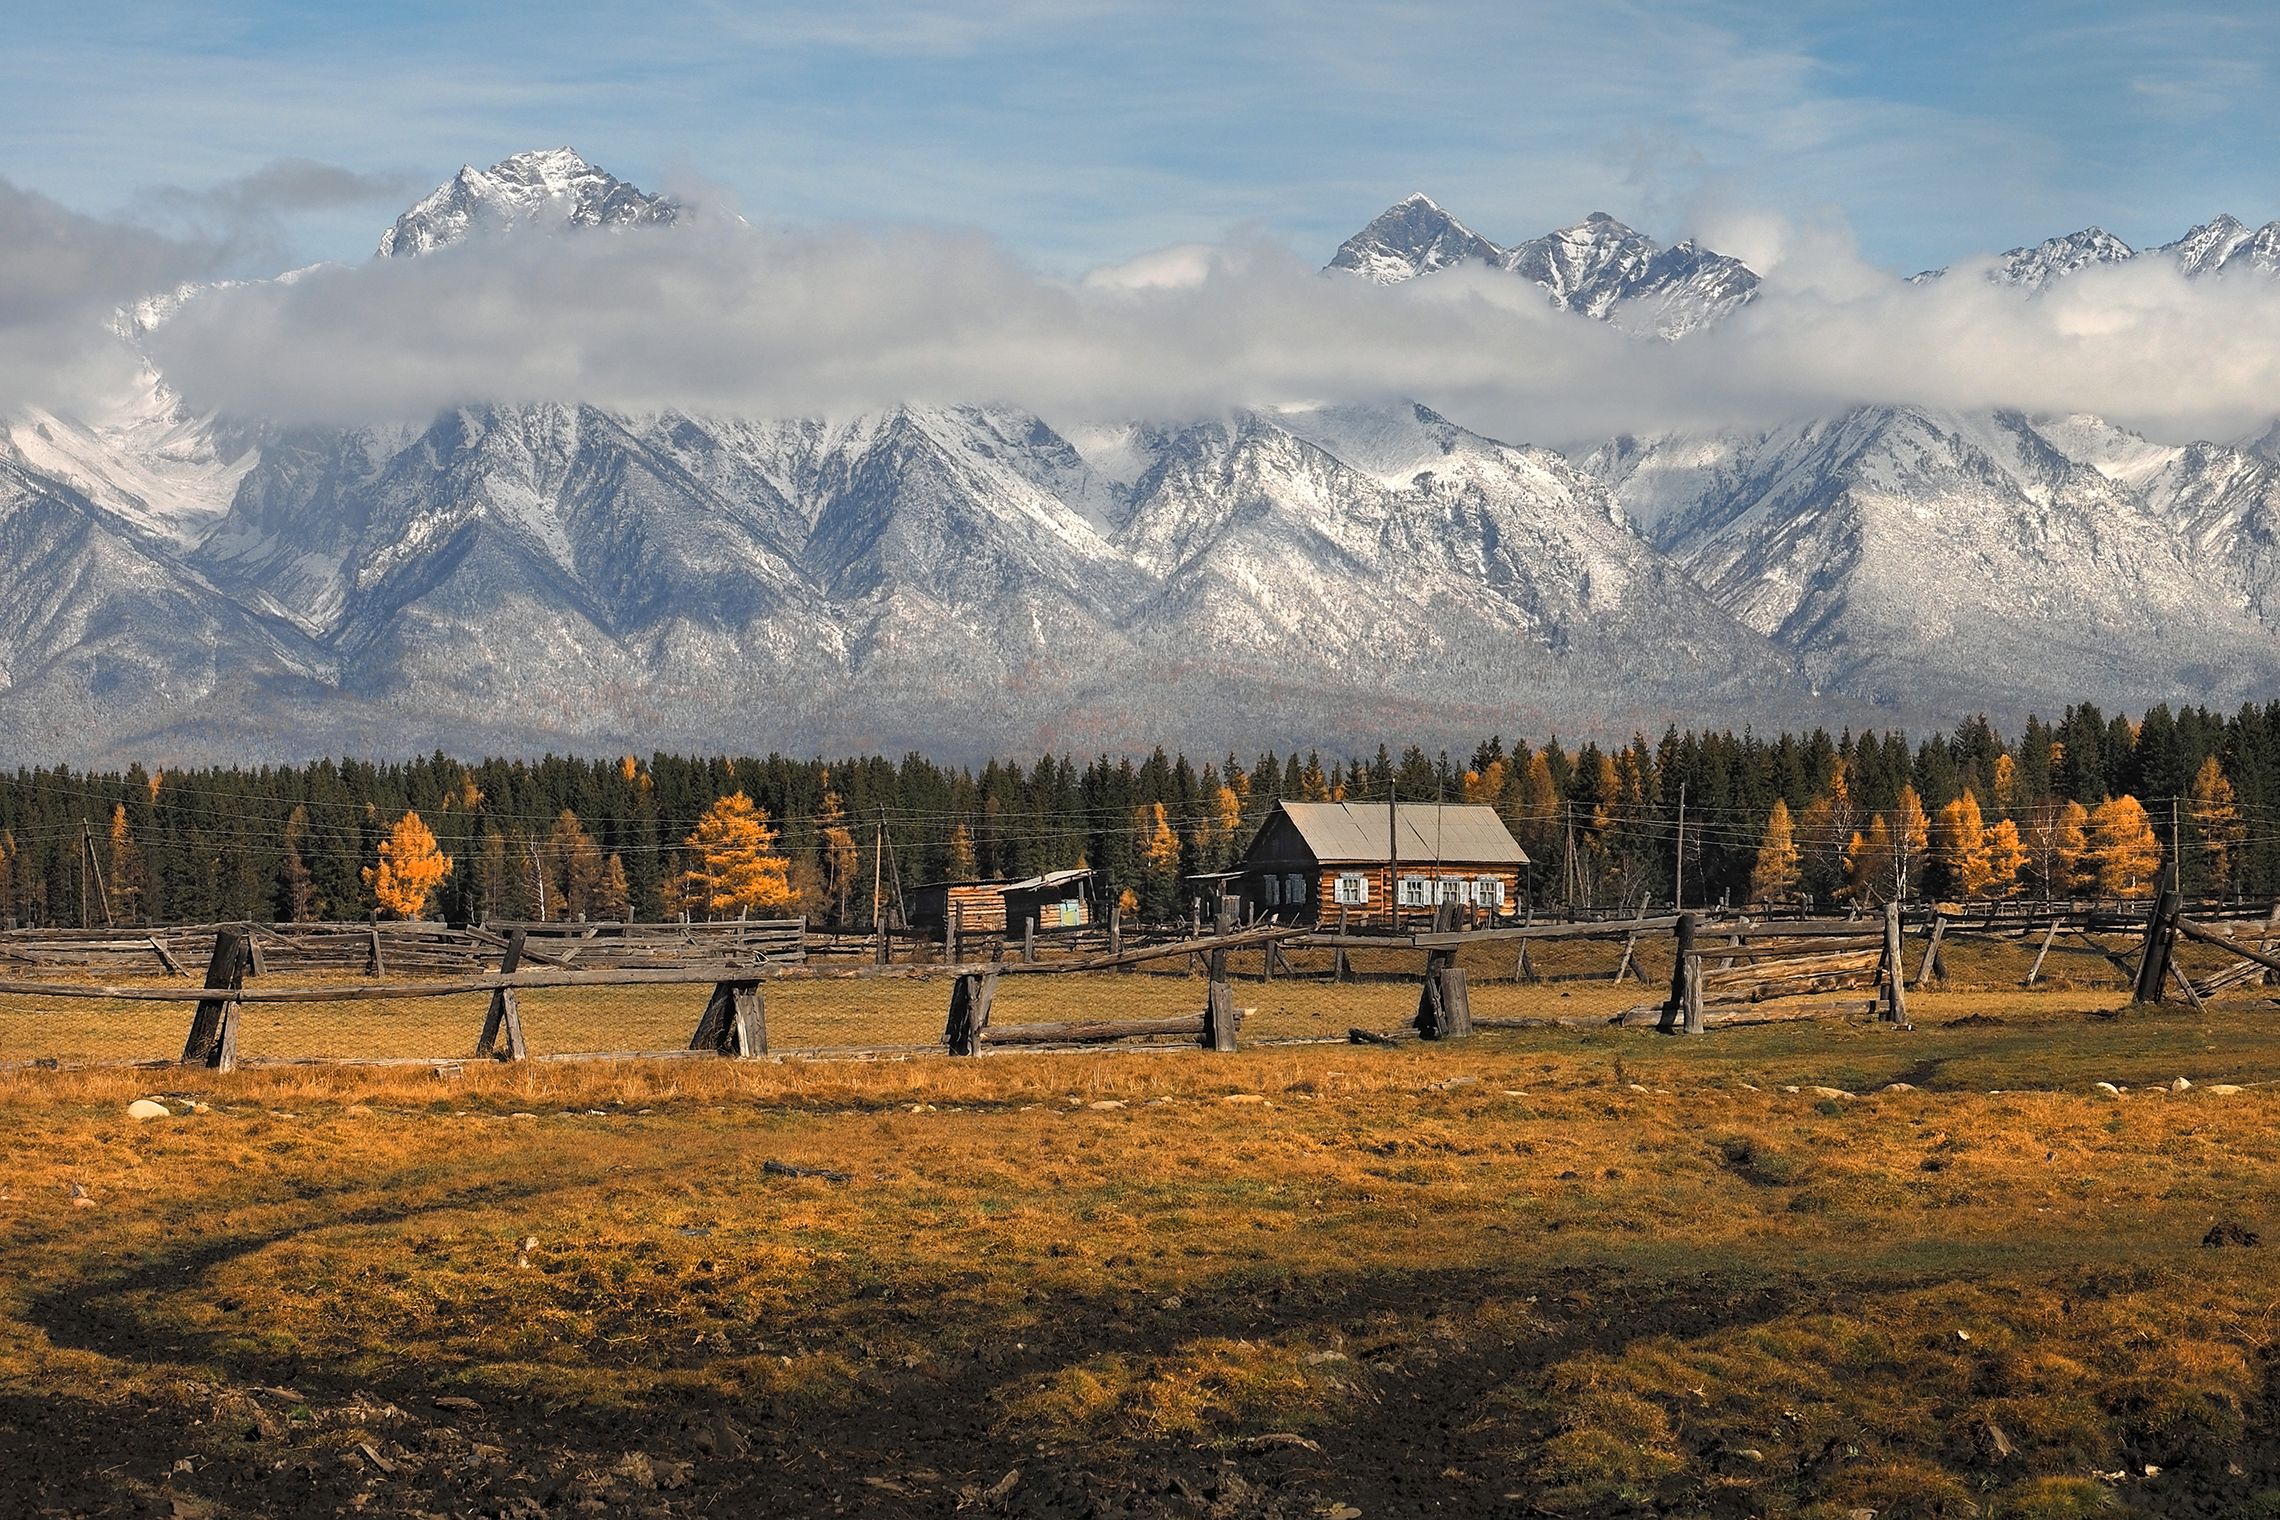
[7,974,2280,1518]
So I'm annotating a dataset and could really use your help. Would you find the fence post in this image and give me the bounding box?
[181,927,249,1071]
[1658,912,1702,1035]
[365,916,385,977]
[1914,911,1949,990]
[1110,902,1126,974]
[690,979,766,1057]
[1334,906,1353,983]
[1203,895,1239,1052]
[943,970,997,1056]
[2023,919,2059,986]
[1022,917,1036,965]
[2131,889,2180,1005]
[947,903,962,967]
[1879,901,1908,1023]
[476,929,528,1061]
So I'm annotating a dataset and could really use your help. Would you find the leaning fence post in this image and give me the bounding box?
[181,927,249,1071]
[2131,889,2180,1005]
[477,929,528,1061]
[690,978,766,1057]
[1879,900,1908,1023]
[943,970,997,1056]
[1658,912,1701,1035]
[1203,896,1239,1052]
[1914,911,1949,990]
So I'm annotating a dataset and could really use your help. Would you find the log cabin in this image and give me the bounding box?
[1230,800,1528,927]
[909,868,1096,936]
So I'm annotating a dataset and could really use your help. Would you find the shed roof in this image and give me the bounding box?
[1267,801,1528,866]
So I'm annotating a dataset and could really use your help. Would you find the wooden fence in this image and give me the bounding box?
[3,896,2271,1072]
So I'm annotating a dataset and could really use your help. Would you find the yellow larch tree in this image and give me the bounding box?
[1932,792,1993,898]
[2187,756,2244,891]
[1983,818,2028,898]
[1844,815,1895,904]
[2088,796,2163,898]
[1750,799,1801,904]
[364,810,452,919]
[680,793,796,917]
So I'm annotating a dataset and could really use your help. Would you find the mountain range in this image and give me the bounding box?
[5,148,2280,766]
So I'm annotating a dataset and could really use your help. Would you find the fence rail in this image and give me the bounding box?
[0,898,2268,1072]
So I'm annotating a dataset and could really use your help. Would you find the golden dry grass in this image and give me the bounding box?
[9,985,2280,1515]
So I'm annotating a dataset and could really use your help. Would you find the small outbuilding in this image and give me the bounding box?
[1230,800,1528,926]
[909,868,1096,936]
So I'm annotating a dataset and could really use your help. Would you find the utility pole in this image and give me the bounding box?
[1673,782,1687,910]
[527,840,547,922]
[80,819,112,929]
[2171,798,2183,895]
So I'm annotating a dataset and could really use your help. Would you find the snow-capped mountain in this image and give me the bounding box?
[2158,215,2280,278]
[1326,194,1501,283]
[377,148,677,257]
[1916,216,2280,289]
[7,154,2280,765]
[1326,197,1759,338]
[1588,407,2280,713]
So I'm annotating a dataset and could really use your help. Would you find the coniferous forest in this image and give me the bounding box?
[2,702,2275,929]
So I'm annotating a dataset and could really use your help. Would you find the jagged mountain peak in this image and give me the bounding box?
[377,147,677,258]
[1326,194,1499,284]
[1327,199,1758,337]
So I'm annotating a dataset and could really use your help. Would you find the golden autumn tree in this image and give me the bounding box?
[364,810,452,919]
[1932,792,1993,898]
[2041,799,2094,898]
[944,823,978,881]
[106,804,146,920]
[1137,801,1183,921]
[680,793,796,917]
[1750,799,1801,904]
[816,784,859,923]
[2188,756,2244,891]
[1984,818,2028,898]
[1991,752,2017,811]
[2088,796,2163,898]
[1844,815,1895,904]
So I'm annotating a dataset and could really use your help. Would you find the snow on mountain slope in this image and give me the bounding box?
[1588,407,2280,713]
[377,148,676,257]
[1912,227,2136,290]
[2158,215,2280,277]
[1114,405,1796,731]
[1326,199,1758,338]
[1326,194,1500,283]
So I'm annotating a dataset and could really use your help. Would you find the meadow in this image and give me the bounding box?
[6,971,2280,1517]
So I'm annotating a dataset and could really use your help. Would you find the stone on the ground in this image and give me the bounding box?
[2205,1084,2243,1095]
[127,1099,171,1120]
[2093,1082,2122,1096]
[2170,1077,2192,1093]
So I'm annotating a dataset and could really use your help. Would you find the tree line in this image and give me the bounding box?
[0,701,2273,928]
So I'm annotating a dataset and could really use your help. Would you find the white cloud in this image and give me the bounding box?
[122,210,2280,447]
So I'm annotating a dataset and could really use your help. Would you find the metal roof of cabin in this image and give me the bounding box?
[1265,801,1528,865]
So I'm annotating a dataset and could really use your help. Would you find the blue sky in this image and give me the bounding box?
[9,0,2279,275]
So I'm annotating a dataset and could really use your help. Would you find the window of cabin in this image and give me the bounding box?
[1474,876,1506,908]
[1398,875,1433,907]
[1333,873,1371,906]
[1283,873,1305,906]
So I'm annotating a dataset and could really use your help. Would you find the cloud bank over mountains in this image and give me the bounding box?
[0,167,2266,448]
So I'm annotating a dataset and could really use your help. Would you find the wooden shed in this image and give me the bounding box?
[909,868,1096,935]
[1233,801,1528,927]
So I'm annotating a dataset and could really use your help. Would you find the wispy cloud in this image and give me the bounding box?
[100,207,2280,448]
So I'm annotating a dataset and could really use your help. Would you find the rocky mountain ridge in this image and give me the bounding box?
[5,156,2280,764]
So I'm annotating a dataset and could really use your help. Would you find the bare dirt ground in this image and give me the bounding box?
[7,988,2280,1518]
